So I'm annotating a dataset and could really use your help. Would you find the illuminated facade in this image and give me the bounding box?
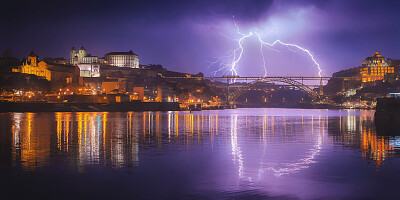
[13,52,81,90]
[360,52,394,82]
[105,50,139,68]
[12,51,52,81]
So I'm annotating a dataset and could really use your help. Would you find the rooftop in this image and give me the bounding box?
[105,50,137,56]
[366,52,385,60]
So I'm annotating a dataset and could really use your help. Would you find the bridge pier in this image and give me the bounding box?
[226,78,230,105]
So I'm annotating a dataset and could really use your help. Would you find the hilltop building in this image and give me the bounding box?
[13,51,51,81]
[360,52,394,82]
[13,51,81,90]
[105,50,139,68]
[70,46,100,64]
[69,46,101,77]
[324,52,396,96]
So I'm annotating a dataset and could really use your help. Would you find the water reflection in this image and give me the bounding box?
[231,114,325,180]
[11,112,139,170]
[7,109,400,174]
[329,111,396,165]
[12,113,50,171]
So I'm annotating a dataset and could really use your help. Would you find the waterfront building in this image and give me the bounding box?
[136,84,175,102]
[102,79,119,94]
[105,50,139,68]
[102,78,127,94]
[156,85,175,102]
[360,52,394,82]
[133,87,145,101]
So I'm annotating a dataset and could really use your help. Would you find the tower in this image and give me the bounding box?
[27,51,38,67]
[78,46,86,63]
[70,46,77,64]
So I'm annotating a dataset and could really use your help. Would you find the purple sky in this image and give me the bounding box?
[2,0,400,76]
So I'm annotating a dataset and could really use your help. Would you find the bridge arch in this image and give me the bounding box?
[228,77,320,103]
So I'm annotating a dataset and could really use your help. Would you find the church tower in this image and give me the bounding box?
[27,51,38,67]
[70,46,77,64]
[78,46,86,63]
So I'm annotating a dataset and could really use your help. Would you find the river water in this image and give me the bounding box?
[0,108,399,199]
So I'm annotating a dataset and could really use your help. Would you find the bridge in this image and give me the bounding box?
[164,76,360,104]
[164,76,359,80]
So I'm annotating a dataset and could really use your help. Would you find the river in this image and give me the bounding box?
[0,108,399,199]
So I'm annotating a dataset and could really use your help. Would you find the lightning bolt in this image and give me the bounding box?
[209,19,323,78]
[230,20,253,76]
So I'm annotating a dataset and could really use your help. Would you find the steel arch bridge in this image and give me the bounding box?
[228,77,320,103]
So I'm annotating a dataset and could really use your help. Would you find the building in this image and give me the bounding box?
[70,46,100,64]
[156,85,175,102]
[69,46,101,77]
[13,51,81,90]
[132,83,175,102]
[360,52,394,82]
[133,87,145,101]
[70,46,88,64]
[82,55,99,64]
[12,51,51,81]
[101,78,127,94]
[101,79,119,94]
[105,50,139,68]
[77,63,100,77]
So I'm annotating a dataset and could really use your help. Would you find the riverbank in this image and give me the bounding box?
[0,101,180,112]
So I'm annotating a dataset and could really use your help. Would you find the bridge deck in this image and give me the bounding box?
[164,76,360,80]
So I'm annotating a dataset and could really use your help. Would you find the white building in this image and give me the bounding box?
[105,50,139,68]
[82,55,99,64]
[78,63,100,77]
[70,46,101,77]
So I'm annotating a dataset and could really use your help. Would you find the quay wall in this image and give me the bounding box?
[375,97,400,134]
